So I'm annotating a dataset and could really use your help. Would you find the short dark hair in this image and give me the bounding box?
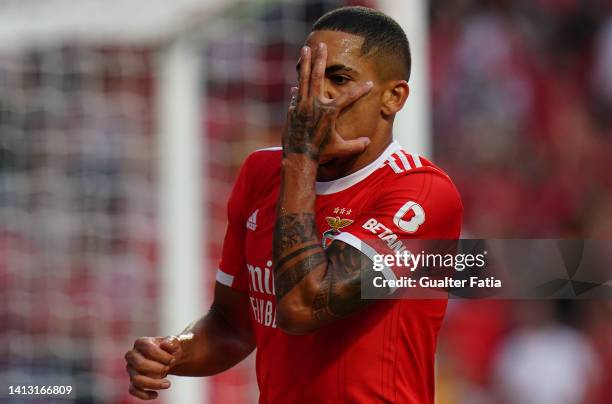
[312,6,411,81]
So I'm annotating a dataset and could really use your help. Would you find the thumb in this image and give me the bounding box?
[327,137,371,159]
[159,336,181,355]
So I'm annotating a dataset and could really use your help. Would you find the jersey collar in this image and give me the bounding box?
[315,140,402,195]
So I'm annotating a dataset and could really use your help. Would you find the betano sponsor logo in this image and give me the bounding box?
[362,218,408,253]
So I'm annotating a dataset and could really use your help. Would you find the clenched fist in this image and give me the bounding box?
[125,336,183,400]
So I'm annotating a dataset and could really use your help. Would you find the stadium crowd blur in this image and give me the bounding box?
[429,1,612,403]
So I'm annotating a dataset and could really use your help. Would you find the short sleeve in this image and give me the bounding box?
[332,171,463,291]
[216,159,251,292]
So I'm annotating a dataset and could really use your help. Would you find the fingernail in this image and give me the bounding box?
[169,359,176,367]
[319,43,325,50]
[366,81,373,87]
[303,46,310,55]
[161,382,171,389]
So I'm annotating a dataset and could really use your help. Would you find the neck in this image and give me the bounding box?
[317,131,393,182]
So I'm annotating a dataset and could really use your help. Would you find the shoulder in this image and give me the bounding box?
[242,146,283,173]
[235,146,282,198]
[238,146,283,184]
[228,146,282,217]
[378,148,462,208]
[373,147,463,235]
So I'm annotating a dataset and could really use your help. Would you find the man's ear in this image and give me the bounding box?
[381,80,409,117]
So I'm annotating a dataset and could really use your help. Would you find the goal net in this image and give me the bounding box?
[0,43,159,403]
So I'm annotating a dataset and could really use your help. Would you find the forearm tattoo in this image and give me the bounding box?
[273,213,317,252]
[274,252,327,300]
[273,211,388,322]
[311,241,386,321]
[273,213,322,300]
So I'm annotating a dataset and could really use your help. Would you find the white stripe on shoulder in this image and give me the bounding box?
[396,151,412,171]
[216,269,235,287]
[254,146,282,152]
[411,153,423,168]
[386,155,404,174]
[332,232,398,293]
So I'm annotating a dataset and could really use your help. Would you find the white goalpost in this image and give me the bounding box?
[379,0,432,157]
[156,38,207,404]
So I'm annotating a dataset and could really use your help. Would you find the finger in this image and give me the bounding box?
[125,350,169,377]
[310,43,327,99]
[159,336,180,356]
[334,81,373,111]
[131,374,171,391]
[328,137,371,158]
[129,384,158,400]
[134,338,174,365]
[289,86,298,109]
[298,46,311,101]
[126,363,167,380]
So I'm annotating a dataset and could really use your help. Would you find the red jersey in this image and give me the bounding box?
[217,140,463,403]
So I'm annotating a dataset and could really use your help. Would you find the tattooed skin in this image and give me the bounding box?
[273,213,317,252]
[311,242,368,320]
[274,252,327,301]
[283,103,334,161]
[273,211,389,322]
[273,44,380,329]
[283,110,317,157]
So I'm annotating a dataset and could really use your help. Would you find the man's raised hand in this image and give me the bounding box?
[284,43,373,163]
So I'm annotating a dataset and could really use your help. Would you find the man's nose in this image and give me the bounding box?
[323,79,336,99]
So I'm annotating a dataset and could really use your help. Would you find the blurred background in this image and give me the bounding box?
[0,0,611,403]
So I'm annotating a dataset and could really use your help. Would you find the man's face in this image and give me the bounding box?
[299,30,383,141]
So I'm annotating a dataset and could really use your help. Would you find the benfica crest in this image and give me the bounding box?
[322,216,354,248]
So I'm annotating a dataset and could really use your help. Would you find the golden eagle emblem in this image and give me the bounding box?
[322,216,354,248]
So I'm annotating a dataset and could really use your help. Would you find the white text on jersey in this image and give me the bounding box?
[362,218,408,253]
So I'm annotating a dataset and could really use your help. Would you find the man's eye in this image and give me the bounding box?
[330,75,349,85]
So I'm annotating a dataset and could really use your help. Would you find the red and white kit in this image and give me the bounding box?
[217,140,462,404]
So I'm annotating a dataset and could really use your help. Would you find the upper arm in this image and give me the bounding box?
[211,282,255,350]
[216,155,253,292]
[213,154,258,338]
[311,239,389,322]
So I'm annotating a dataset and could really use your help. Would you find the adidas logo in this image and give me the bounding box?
[246,209,258,231]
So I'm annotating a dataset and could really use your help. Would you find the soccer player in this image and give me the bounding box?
[125,6,462,403]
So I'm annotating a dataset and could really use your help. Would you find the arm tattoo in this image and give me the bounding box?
[274,243,320,273]
[311,241,386,321]
[274,252,327,301]
[273,210,388,320]
[273,212,324,301]
[274,213,317,252]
